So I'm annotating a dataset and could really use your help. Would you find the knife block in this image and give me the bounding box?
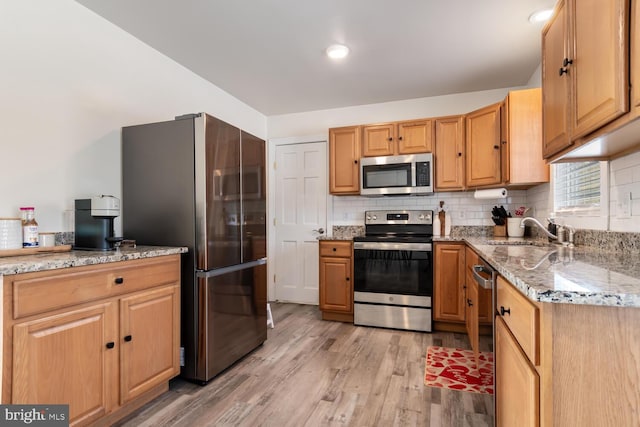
[493,225,507,237]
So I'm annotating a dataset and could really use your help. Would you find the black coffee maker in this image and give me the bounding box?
[74,196,120,250]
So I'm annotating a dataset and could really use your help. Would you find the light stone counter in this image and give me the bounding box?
[460,237,640,308]
[0,246,188,276]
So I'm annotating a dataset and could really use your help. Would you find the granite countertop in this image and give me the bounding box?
[460,237,640,308]
[0,246,188,276]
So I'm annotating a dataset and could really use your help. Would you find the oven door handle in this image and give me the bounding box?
[353,242,432,251]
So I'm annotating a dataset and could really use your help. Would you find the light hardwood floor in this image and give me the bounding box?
[115,303,494,427]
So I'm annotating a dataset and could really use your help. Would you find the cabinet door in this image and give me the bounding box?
[433,244,465,322]
[120,284,180,404]
[632,0,640,114]
[465,277,479,355]
[397,120,433,154]
[571,0,628,140]
[362,123,395,157]
[319,256,353,313]
[504,89,549,186]
[542,0,572,158]
[465,103,502,187]
[495,317,540,427]
[329,126,361,194]
[12,302,117,427]
[434,116,465,190]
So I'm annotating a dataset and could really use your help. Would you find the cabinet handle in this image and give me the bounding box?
[563,58,573,67]
[493,145,500,150]
[500,306,511,316]
[114,277,124,285]
[105,342,115,349]
[467,298,473,307]
[124,335,132,342]
[559,67,568,76]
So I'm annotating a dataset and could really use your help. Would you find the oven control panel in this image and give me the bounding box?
[364,210,433,225]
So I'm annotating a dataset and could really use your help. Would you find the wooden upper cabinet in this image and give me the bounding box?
[571,0,628,139]
[466,102,502,187]
[329,126,361,195]
[542,0,630,160]
[502,88,549,186]
[434,115,465,191]
[362,123,395,156]
[363,120,433,157]
[396,119,433,153]
[542,0,572,158]
[633,0,640,113]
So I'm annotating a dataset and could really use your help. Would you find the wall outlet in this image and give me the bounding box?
[617,191,632,218]
[458,210,465,219]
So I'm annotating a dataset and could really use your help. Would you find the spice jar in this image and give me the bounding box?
[20,207,39,247]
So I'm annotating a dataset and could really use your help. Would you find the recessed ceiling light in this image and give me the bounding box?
[529,8,554,23]
[326,44,350,59]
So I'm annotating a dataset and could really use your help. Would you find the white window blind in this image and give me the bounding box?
[554,161,601,211]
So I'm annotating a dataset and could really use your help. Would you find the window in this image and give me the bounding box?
[553,161,608,229]
[554,161,601,211]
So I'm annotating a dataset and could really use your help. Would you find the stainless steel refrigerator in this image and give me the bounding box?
[122,113,267,384]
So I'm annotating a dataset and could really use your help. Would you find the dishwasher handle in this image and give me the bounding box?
[472,264,494,289]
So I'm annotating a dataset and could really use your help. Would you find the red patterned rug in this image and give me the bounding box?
[424,346,494,395]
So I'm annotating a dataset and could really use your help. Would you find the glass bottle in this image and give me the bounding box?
[20,207,39,247]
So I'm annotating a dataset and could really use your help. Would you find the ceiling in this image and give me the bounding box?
[76,0,556,116]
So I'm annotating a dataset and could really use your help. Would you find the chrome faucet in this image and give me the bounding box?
[520,217,558,240]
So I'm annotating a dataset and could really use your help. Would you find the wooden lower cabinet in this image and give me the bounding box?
[319,240,353,322]
[433,243,466,322]
[3,255,181,427]
[12,302,118,426]
[495,317,539,427]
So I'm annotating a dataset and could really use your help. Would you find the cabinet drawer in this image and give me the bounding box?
[496,276,539,365]
[12,256,180,320]
[319,241,352,257]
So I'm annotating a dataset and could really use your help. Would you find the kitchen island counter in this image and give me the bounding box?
[0,245,187,276]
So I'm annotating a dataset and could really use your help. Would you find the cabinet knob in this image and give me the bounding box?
[387,137,393,142]
[559,67,568,76]
[354,159,358,164]
[493,145,500,150]
[563,58,573,67]
[467,298,473,307]
[398,136,403,141]
[105,342,115,349]
[500,306,511,316]
[332,247,337,251]
[346,277,350,281]
[458,152,462,157]
[501,140,507,145]
[124,335,132,342]
[114,277,124,285]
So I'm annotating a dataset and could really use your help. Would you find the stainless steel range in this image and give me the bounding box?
[353,210,433,332]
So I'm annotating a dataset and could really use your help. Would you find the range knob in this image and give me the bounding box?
[366,215,371,220]
[418,214,425,220]
[372,215,377,220]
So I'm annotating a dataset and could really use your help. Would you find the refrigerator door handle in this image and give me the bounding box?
[196,257,267,279]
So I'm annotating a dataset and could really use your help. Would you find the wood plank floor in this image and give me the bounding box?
[115,303,494,427]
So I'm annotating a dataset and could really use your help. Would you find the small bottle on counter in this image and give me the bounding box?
[20,207,39,247]
[433,212,441,237]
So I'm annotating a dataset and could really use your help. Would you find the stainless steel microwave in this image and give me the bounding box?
[360,153,433,196]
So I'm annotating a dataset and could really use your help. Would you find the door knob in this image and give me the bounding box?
[313,228,325,234]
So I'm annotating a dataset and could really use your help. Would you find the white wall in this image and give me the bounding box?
[266,87,525,139]
[0,1,267,234]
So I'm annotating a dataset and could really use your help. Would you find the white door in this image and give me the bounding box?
[274,141,327,304]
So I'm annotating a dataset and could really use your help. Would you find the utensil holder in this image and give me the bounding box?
[493,225,507,237]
